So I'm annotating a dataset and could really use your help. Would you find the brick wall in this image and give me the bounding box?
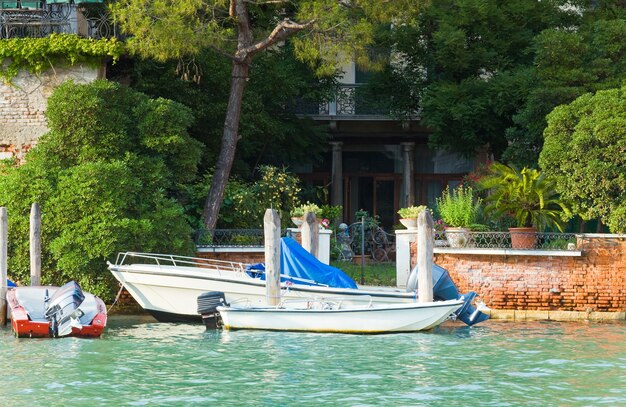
[196,250,265,265]
[411,236,626,313]
[0,65,102,161]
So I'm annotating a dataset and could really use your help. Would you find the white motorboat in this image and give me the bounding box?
[215,298,464,333]
[107,238,489,326]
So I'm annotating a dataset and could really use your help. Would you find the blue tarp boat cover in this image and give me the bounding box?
[246,237,358,289]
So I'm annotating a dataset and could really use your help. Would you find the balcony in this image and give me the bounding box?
[294,83,403,121]
[0,0,116,39]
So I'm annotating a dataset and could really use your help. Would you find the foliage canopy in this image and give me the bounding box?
[0,80,202,300]
[539,85,626,233]
[0,34,124,82]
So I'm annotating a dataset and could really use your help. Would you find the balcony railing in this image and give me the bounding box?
[0,1,117,39]
[293,83,395,119]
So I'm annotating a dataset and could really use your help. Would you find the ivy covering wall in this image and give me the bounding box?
[0,33,124,82]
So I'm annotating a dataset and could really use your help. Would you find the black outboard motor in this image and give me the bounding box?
[197,292,228,329]
[45,281,85,337]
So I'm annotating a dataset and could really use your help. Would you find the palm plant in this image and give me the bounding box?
[478,162,571,232]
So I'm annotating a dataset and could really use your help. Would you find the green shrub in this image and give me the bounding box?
[212,166,302,229]
[436,185,482,228]
[0,80,202,300]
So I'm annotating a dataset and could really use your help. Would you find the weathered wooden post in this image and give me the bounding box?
[30,203,41,286]
[0,207,8,326]
[264,209,281,306]
[417,209,434,303]
[301,211,319,259]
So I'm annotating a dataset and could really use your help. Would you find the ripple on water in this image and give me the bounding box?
[1,318,625,405]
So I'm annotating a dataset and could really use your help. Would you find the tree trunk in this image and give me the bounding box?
[203,61,250,230]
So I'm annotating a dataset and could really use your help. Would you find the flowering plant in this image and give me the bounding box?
[320,218,330,229]
[434,219,447,239]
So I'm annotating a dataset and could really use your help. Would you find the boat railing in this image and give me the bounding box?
[113,252,248,273]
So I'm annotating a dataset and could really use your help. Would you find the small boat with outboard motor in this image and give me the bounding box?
[198,291,464,333]
[6,280,107,338]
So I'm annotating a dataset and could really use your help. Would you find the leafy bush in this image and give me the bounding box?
[540,85,626,233]
[203,166,302,229]
[436,185,482,228]
[478,162,570,232]
[0,80,202,300]
[291,202,322,218]
[397,205,429,219]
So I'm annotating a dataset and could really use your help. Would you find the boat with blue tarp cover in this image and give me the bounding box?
[109,238,488,326]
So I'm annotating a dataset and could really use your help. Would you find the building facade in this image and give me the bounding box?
[294,62,478,228]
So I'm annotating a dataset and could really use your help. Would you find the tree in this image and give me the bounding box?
[539,85,626,233]
[504,4,626,165]
[373,0,574,159]
[112,0,419,230]
[117,47,332,182]
[0,81,202,299]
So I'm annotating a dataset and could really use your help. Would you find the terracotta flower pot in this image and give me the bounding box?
[509,227,537,249]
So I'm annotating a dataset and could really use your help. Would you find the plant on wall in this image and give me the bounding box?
[0,34,124,82]
[436,185,482,229]
[478,162,570,232]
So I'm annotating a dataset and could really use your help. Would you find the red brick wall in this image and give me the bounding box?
[411,236,626,312]
[196,251,265,265]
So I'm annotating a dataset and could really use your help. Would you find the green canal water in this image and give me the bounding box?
[1,316,625,406]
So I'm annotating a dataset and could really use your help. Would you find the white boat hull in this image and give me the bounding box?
[109,263,417,321]
[217,299,464,333]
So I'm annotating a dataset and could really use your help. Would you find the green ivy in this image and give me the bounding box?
[0,33,125,82]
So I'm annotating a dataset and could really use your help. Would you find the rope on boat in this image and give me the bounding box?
[107,283,125,313]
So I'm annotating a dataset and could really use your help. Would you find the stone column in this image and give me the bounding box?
[401,142,416,208]
[330,141,343,220]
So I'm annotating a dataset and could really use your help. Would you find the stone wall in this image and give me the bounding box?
[410,235,626,314]
[0,65,103,160]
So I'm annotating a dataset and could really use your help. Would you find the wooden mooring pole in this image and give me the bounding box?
[417,210,434,303]
[301,211,319,259]
[264,209,281,306]
[0,207,7,326]
[30,203,41,286]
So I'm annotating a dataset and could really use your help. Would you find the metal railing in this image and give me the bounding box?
[293,84,393,118]
[195,229,265,248]
[111,251,247,273]
[434,231,582,251]
[194,228,580,259]
[0,2,118,39]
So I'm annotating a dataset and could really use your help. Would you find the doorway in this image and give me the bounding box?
[346,175,399,229]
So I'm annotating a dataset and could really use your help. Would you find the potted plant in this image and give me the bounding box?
[435,185,482,247]
[290,202,322,227]
[478,162,571,249]
[397,205,429,229]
